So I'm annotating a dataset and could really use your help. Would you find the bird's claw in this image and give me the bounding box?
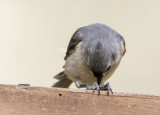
[75,76,113,96]
[100,82,113,96]
[86,83,101,95]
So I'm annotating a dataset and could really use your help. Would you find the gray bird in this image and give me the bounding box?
[52,23,126,95]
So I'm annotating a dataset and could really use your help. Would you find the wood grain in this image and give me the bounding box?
[0,84,160,115]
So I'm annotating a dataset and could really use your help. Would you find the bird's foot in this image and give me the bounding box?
[75,76,101,95]
[100,82,113,96]
[75,76,113,96]
[86,83,101,96]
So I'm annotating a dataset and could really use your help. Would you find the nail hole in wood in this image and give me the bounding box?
[59,93,62,97]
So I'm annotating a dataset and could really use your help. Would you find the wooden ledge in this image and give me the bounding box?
[0,84,160,115]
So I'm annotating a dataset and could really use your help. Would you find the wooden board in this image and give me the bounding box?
[0,84,160,115]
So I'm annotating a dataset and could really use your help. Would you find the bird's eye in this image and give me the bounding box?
[107,65,111,71]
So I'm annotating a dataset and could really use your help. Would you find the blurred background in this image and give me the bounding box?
[0,0,160,95]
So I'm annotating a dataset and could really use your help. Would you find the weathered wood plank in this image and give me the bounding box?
[0,84,160,115]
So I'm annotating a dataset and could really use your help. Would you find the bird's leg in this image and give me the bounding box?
[75,76,100,95]
[75,76,86,88]
[99,82,113,96]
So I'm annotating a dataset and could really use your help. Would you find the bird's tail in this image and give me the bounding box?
[52,71,73,88]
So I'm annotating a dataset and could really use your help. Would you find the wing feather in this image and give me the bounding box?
[64,30,83,60]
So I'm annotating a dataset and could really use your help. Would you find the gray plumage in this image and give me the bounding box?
[52,23,126,89]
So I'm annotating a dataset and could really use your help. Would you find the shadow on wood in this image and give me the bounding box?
[0,84,160,115]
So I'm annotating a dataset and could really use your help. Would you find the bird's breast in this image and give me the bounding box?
[64,43,97,85]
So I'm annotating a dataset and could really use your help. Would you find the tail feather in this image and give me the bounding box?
[52,71,72,88]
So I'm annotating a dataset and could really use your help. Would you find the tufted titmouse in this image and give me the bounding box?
[52,23,126,95]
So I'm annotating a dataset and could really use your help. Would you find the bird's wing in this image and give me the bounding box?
[64,30,84,60]
[118,35,126,56]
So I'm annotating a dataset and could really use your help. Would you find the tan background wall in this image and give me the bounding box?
[0,0,160,95]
